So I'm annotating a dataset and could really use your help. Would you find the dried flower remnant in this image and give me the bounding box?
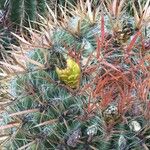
[118,135,127,150]
[67,128,82,148]
[102,105,121,123]
[129,120,142,132]
[87,124,98,142]
[87,125,98,136]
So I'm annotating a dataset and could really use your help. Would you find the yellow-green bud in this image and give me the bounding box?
[56,58,81,88]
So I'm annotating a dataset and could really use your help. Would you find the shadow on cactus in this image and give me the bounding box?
[0,0,150,149]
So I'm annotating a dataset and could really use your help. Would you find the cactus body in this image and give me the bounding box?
[0,1,150,150]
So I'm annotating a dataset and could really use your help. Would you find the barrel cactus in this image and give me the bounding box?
[0,0,150,149]
[9,0,47,26]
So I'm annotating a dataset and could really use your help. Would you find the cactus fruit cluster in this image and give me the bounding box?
[0,0,150,150]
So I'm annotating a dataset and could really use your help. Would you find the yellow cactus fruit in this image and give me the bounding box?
[56,57,81,88]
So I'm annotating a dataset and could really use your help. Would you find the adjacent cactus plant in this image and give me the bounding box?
[0,0,150,149]
[9,0,46,27]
